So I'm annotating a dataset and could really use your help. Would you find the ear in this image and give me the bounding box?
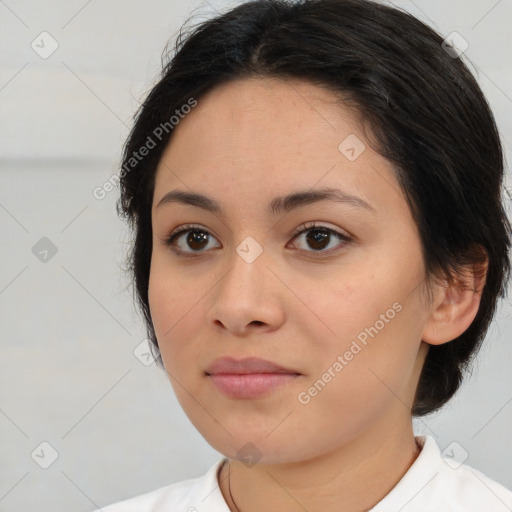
[422,253,488,346]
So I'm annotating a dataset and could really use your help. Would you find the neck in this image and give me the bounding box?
[218,416,421,512]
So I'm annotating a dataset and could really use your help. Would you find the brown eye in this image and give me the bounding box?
[304,228,330,250]
[183,230,210,251]
[165,224,220,255]
[289,222,352,257]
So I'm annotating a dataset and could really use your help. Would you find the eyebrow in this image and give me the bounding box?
[156,186,375,216]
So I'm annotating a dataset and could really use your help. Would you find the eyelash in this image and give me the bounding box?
[162,221,353,259]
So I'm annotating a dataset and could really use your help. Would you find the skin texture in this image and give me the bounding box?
[148,77,486,511]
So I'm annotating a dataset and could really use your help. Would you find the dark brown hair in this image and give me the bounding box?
[117,0,511,416]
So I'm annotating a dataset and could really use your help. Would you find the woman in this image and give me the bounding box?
[98,0,512,510]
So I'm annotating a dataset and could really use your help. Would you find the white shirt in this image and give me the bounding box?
[94,435,512,511]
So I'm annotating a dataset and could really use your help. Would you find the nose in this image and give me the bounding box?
[204,241,286,337]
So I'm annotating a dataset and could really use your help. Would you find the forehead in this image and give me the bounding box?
[152,77,405,218]
[164,76,355,153]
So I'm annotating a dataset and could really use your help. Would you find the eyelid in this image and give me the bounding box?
[290,220,351,239]
[167,223,211,239]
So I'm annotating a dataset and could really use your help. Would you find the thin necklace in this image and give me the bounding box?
[227,459,242,512]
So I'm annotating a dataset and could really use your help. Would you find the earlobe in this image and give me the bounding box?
[421,258,488,346]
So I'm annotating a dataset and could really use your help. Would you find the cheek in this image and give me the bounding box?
[296,307,420,446]
[148,261,172,337]
[147,259,185,354]
[147,257,208,373]
[309,265,424,401]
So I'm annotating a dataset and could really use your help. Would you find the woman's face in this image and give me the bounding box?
[148,77,432,464]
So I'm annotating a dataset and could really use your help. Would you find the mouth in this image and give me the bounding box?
[205,356,302,399]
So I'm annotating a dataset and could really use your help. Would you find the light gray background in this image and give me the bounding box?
[1,1,511,511]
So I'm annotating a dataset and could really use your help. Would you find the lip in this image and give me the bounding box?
[206,356,299,375]
[205,357,301,399]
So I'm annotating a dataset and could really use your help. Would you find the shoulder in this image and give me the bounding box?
[90,458,228,512]
[438,456,512,511]
[372,435,512,512]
